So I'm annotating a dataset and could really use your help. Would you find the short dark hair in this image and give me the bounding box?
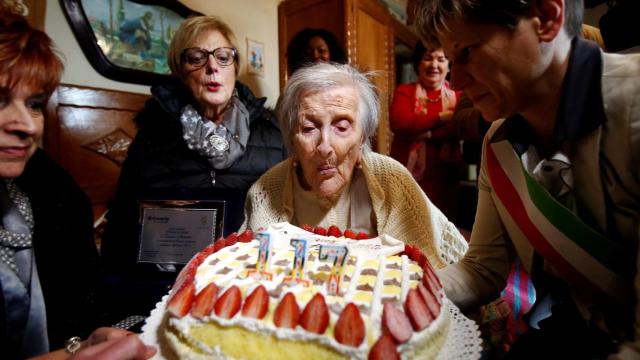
[286,28,348,75]
[415,0,584,46]
[411,41,445,74]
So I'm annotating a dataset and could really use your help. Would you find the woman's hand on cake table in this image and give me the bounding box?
[28,328,156,360]
[69,334,156,360]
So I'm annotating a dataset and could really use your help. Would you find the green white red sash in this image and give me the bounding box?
[485,140,630,302]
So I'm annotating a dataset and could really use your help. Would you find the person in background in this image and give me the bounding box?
[101,15,286,320]
[416,0,640,358]
[286,28,348,76]
[242,62,468,267]
[0,10,154,360]
[118,11,154,53]
[389,41,465,222]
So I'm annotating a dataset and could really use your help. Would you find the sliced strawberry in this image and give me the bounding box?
[417,282,441,318]
[313,226,327,236]
[422,260,443,289]
[274,292,300,329]
[404,288,433,331]
[225,232,238,247]
[167,282,195,318]
[356,232,369,240]
[327,225,343,237]
[213,237,226,252]
[173,243,215,291]
[238,229,254,243]
[334,303,365,347]
[299,293,329,334]
[214,285,242,319]
[190,282,219,319]
[417,252,427,268]
[382,302,413,344]
[173,265,195,293]
[422,272,443,304]
[410,246,422,262]
[368,334,400,360]
[201,242,217,257]
[241,285,269,319]
[343,229,357,239]
[301,224,313,232]
[403,244,414,257]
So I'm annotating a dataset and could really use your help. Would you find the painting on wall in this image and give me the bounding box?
[60,0,201,85]
[246,38,265,77]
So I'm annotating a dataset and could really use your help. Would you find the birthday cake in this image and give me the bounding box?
[158,222,449,359]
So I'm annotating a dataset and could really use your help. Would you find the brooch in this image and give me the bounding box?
[209,134,230,152]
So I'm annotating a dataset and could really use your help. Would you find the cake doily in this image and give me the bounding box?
[437,298,483,360]
[141,296,482,360]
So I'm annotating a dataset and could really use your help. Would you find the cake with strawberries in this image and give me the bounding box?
[156,222,450,359]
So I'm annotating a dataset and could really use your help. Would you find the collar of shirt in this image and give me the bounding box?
[503,37,607,158]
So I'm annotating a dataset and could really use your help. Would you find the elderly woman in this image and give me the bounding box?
[0,10,154,359]
[242,62,467,267]
[390,42,465,222]
[101,16,286,318]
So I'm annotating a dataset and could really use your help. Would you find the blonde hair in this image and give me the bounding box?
[167,15,239,80]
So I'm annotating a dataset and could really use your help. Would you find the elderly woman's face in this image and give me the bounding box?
[183,29,236,119]
[418,48,449,90]
[0,80,45,179]
[293,86,364,200]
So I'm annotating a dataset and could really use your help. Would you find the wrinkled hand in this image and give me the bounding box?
[71,328,156,360]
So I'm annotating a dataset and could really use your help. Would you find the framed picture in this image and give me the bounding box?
[59,0,201,85]
[246,38,265,77]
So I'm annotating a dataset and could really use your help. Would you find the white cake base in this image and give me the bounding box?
[140,295,482,360]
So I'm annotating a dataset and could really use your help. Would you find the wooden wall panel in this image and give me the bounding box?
[45,85,148,222]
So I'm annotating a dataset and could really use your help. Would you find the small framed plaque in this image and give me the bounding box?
[137,200,224,265]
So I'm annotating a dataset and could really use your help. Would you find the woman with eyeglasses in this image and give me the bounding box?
[100,16,286,320]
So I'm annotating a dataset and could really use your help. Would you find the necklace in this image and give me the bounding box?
[426,94,442,103]
[425,89,442,103]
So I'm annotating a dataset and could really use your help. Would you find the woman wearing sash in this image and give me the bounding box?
[416,0,640,358]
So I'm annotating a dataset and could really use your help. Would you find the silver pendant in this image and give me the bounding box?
[209,134,230,152]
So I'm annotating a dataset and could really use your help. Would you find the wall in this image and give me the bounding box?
[45,0,282,107]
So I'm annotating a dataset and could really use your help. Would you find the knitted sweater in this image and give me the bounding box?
[241,152,468,267]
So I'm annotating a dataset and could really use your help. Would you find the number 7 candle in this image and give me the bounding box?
[318,245,349,295]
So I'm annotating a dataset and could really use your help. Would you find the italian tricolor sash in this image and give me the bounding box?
[485,140,631,302]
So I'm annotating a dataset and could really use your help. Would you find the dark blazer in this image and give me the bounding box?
[1,149,108,356]
[101,79,287,318]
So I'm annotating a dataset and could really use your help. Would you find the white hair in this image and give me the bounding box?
[276,62,379,153]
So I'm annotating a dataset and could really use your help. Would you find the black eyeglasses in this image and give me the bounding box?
[181,47,237,68]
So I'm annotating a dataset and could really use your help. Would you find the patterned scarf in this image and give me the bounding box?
[0,179,34,273]
[414,81,456,115]
[180,90,251,170]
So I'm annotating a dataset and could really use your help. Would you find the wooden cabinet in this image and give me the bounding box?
[278,0,418,155]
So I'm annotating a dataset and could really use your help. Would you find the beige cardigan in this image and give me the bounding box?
[241,151,468,268]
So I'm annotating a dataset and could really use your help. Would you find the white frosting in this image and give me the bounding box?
[165,222,449,359]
